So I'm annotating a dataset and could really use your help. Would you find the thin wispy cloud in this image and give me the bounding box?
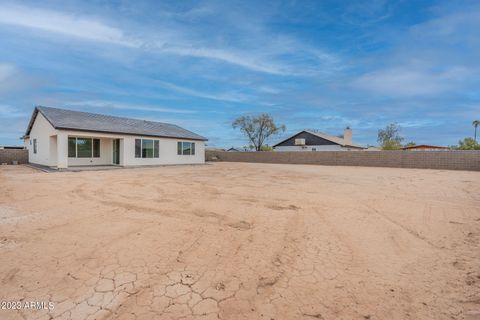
[0,4,136,47]
[66,100,196,114]
[0,104,28,118]
[0,63,45,96]
[0,63,15,81]
[160,46,289,75]
[410,8,480,41]
[352,66,471,96]
[0,4,339,76]
[155,81,253,103]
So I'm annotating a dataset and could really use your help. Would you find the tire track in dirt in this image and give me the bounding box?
[364,203,445,249]
[73,181,253,232]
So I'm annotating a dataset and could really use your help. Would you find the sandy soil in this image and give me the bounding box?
[0,163,479,320]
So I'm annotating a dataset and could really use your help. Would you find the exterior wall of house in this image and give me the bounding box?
[122,136,205,166]
[25,116,206,168]
[25,113,57,166]
[58,130,205,167]
[67,137,114,166]
[58,130,123,167]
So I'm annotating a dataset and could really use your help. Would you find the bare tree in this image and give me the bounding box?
[232,114,286,151]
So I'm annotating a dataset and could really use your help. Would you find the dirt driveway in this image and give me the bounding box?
[0,163,479,320]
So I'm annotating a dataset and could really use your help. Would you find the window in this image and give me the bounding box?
[177,141,196,155]
[183,142,191,155]
[33,139,37,154]
[68,137,100,158]
[77,138,92,157]
[142,139,154,158]
[135,139,159,158]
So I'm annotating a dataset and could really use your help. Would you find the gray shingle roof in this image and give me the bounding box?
[25,106,207,141]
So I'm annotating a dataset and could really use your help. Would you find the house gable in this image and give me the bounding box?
[274,131,339,147]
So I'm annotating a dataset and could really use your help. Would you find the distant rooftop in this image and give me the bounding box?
[273,129,364,148]
[401,144,449,150]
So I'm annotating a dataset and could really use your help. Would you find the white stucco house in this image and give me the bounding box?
[23,106,207,169]
[273,127,365,151]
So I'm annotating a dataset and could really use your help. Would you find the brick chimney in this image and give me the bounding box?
[343,127,352,145]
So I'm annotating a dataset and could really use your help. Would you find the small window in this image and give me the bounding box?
[178,141,195,155]
[33,139,37,154]
[135,139,141,158]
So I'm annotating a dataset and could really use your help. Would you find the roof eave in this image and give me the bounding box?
[55,127,208,141]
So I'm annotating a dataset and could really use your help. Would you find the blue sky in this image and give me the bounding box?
[0,0,479,148]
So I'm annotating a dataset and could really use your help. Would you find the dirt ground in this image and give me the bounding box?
[0,163,479,320]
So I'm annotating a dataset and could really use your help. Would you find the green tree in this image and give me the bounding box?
[377,123,404,150]
[473,120,480,141]
[232,114,286,151]
[454,137,480,150]
[260,145,273,151]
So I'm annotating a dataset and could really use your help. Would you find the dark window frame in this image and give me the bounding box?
[154,140,159,158]
[33,139,37,154]
[135,139,159,158]
[67,137,101,158]
[177,141,196,155]
[135,139,141,158]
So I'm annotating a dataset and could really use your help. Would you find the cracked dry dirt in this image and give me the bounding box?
[0,163,479,320]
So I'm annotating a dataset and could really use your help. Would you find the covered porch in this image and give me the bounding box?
[51,131,124,169]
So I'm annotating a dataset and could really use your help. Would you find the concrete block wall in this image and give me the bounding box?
[0,149,29,165]
[205,150,480,171]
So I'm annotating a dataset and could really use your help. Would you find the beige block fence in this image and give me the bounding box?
[0,149,28,165]
[206,150,480,171]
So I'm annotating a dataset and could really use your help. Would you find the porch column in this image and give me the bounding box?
[56,131,68,169]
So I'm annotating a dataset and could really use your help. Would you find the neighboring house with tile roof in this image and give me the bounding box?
[273,127,365,151]
[23,106,207,169]
[401,144,450,151]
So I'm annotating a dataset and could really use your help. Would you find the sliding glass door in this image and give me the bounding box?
[113,139,120,165]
